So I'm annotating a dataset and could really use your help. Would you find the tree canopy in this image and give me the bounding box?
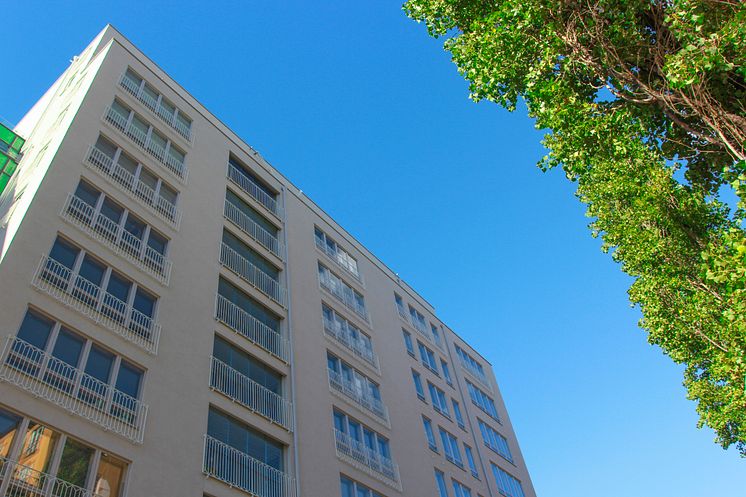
[404,0,746,454]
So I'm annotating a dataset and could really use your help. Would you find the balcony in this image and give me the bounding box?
[322,316,378,370]
[0,455,92,497]
[458,357,492,390]
[84,144,181,228]
[210,356,293,431]
[314,236,363,285]
[215,294,289,363]
[119,72,192,142]
[103,105,187,181]
[333,429,400,491]
[327,370,388,424]
[227,162,283,220]
[32,256,161,354]
[219,243,286,307]
[61,193,172,284]
[224,199,284,260]
[0,336,148,443]
[318,273,369,323]
[202,435,296,497]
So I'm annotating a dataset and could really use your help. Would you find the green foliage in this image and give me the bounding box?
[405,0,746,454]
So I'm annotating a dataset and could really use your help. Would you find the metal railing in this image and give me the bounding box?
[202,435,297,497]
[215,294,289,363]
[0,455,92,497]
[84,144,181,227]
[327,370,388,423]
[61,194,172,284]
[314,236,363,284]
[333,429,400,490]
[227,163,282,219]
[32,256,161,354]
[103,105,187,181]
[223,199,284,259]
[0,336,148,444]
[119,73,192,141]
[219,243,286,307]
[318,271,369,323]
[322,316,378,369]
[210,356,293,430]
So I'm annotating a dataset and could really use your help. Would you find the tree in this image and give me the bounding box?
[404,0,746,454]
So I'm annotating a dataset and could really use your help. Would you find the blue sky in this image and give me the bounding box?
[4,1,744,495]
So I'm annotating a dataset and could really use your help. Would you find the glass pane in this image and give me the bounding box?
[56,438,93,488]
[16,310,54,350]
[17,423,59,479]
[0,407,22,458]
[84,345,113,383]
[132,288,155,318]
[78,255,106,286]
[51,328,84,366]
[137,167,158,190]
[95,454,125,497]
[94,136,117,159]
[115,361,142,398]
[123,214,145,240]
[117,152,138,176]
[158,183,177,205]
[49,238,80,269]
[74,181,101,207]
[106,272,131,302]
[146,230,167,255]
[100,198,123,225]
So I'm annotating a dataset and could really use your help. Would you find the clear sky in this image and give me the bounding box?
[3,1,744,496]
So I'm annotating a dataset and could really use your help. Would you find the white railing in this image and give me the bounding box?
[224,199,284,259]
[215,294,289,363]
[32,256,161,354]
[333,429,400,490]
[318,272,369,323]
[119,72,192,142]
[459,357,492,390]
[210,357,293,431]
[84,145,181,228]
[322,316,378,370]
[327,370,388,423]
[219,243,286,307]
[103,105,188,181]
[61,194,172,284]
[202,435,297,497]
[0,455,93,497]
[0,336,148,444]
[314,236,363,285]
[227,163,283,219]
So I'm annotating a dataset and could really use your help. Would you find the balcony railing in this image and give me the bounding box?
[32,256,161,354]
[227,163,282,219]
[314,236,363,285]
[61,194,172,284]
[322,316,378,370]
[103,105,187,181]
[0,336,148,444]
[333,429,400,490]
[318,272,369,323]
[219,243,286,307]
[0,455,92,497]
[210,356,293,431]
[327,370,388,423]
[458,357,492,390]
[203,435,296,497]
[215,294,289,363]
[119,73,192,142]
[224,199,284,260]
[84,144,181,228]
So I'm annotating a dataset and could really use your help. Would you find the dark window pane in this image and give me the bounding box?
[115,361,142,398]
[16,310,54,350]
[132,288,155,317]
[51,328,84,367]
[56,438,93,488]
[84,345,113,383]
[74,181,101,207]
[49,238,79,269]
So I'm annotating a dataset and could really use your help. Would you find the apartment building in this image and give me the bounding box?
[0,26,536,497]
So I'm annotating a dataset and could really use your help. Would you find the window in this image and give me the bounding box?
[42,237,158,339]
[403,330,414,356]
[455,345,488,381]
[408,305,427,332]
[394,293,406,318]
[327,353,384,417]
[428,382,449,416]
[438,428,463,467]
[452,480,473,497]
[412,370,425,399]
[322,304,375,365]
[441,360,452,385]
[431,323,443,347]
[229,157,277,201]
[222,229,279,281]
[467,381,499,420]
[340,475,386,497]
[315,226,360,279]
[333,410,391,464]
[0,407,127,496]
[226,189,278,238]
[418,341,439,374]
[435,469,449,497]
[90,134,179,221]
[213,335,282,394]
[422,416,437,451]
[491,465,525,497]
[318,263,367,320]
[464,444,479,478]
[207,407,284,470]
[452,400,465,428]
[121,68,192,140]
[218,277,281,334]
[478,420,513,462]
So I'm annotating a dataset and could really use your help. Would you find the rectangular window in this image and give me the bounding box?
[333,410,390,464]
[412,370,425,399]
[314,226,360,279]
[428,382,449,417]
[213,335,282,394]
[491,464,525,497]
[441,360,453,385]
[403,330,414,355]
[467,381,499,420]
[452,480,473,497]
[322,304,375,364]
[394,293,406,318]
[318,264,367,320]
[464,444,478,478]
[327,352,384,417]
[455,345,488,381]
[121,68,192,140]
[435,469,449,497]
[408,305,427,332]
[431,323,443,347]
[207,407,284,470]
[218,277,281,334]
[222,228,280,281]
[226,189,278,237]
[452,399,465,428]
[478,420,513,462]
[340,475,387,497]
[422,416,437,451]
[417,341,439,373]
[438,428,463,467]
